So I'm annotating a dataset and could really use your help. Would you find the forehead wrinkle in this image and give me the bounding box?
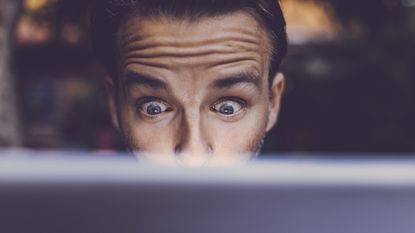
[119,12,270,74]
[119,16,268,57]
[123,52,261,70]
[121,39,261,60]
[208,61,261,76]
[121,34,265,71]
[120,31,264,59]
[122,44,261,60]
[120,29,262,51]
[123,59,172,71]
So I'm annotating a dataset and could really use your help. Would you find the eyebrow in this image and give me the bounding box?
[124,71,167,89]
[211,72,262,90]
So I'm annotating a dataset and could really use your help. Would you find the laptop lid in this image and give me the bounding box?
[1,151,415,233]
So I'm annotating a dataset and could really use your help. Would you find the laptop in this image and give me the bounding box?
[1,150,415,233]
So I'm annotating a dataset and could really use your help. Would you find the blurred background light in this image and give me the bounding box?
[61,23,81,45]
[23,0,57,13]
[401,0,415,7]
[281,0,342,45]
[24,0,48,12]
[14,15,53,44]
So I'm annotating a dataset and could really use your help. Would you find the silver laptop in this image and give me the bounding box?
[1,150,415,233]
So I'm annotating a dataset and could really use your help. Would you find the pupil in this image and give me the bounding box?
[147,104,162,115]
[220,105,234,115]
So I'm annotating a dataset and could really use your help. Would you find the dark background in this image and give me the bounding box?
[5,0,415,154]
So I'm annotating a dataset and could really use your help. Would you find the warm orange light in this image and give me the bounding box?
[24,0,48,12]
[14,15,53,45]
[281,0,342,44]
[23,0,58,13]
[61,23,82,45]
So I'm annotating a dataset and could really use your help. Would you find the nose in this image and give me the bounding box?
[174,110,212,164]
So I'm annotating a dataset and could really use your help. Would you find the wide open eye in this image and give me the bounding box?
[212,99,244,116]
[138,98,172,116]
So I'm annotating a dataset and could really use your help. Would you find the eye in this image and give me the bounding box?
[212,99,244,116]
[137,98,172,116]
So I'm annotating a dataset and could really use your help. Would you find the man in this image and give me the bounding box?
[90,0,287,164]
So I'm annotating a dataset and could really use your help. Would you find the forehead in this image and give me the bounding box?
[118,11,271,72]
[121,10,267,40]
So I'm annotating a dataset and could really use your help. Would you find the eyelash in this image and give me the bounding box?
[135,96,247,118]
[211,97,247,114]
[136,97,172,116]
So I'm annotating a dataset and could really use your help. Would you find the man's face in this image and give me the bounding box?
[108,11,284,164]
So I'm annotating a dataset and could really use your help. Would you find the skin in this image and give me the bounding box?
[107,11,285,165]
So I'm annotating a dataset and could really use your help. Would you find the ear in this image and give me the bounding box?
[105,76,120,130]
[266,72,285,132]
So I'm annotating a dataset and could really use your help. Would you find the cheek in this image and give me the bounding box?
[118,105,176,152]
[210,106,269,152]
[122,123,176,152]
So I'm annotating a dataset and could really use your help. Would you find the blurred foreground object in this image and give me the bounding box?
[0,0,21,147]
[1,152,415,233]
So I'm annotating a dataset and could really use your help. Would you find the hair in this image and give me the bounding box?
[90,0,287,84]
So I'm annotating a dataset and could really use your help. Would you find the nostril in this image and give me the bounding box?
[174,144,183,154]
[206,144,214,154]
